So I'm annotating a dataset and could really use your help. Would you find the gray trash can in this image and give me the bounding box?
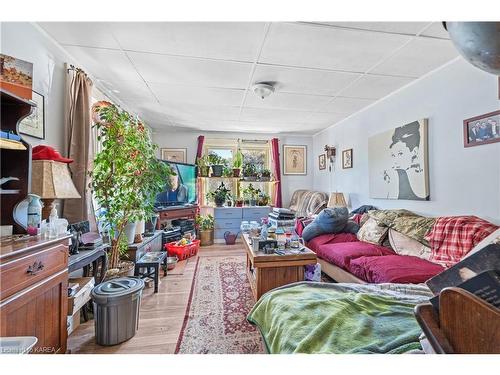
[91,277,145,346]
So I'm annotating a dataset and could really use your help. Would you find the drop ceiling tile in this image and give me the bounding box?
[241,107,314,124]
[317,22,431,35]
[63,46,142,82]
[128,52,252,88]
[324,97,375,114]
[260,23,411,72]
[149,83,245,107]
[308,112,348,125]
[161,102,241,122]
[371,37,458,77]
[110,22,267,61]
[97,79,155,100]
[420,22,450,39]
[252,64,361,96]
[39,22,120,49]
[244,91,333,111]
[340,74,415,99]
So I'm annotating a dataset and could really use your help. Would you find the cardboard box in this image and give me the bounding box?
[0,54,33,100]
[67,310,80,336]
[67,277,94,315]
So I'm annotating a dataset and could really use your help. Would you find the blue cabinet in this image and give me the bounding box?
[213,206,271,241]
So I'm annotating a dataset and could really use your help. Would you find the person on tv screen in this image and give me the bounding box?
[157,168,188,204]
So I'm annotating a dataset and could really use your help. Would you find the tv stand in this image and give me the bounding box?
[156,204,199,229]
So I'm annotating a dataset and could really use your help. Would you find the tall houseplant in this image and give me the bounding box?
[232,149,243,177]
[90,103,173,271]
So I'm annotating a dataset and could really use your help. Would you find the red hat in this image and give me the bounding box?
[32,145,73,163]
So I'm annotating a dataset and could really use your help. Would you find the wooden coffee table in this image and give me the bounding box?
[242,233,317,300]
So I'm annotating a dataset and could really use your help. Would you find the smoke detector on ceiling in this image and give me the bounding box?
[251,82,275,99]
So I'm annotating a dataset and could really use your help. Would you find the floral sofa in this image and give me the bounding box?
[304,209,498,284]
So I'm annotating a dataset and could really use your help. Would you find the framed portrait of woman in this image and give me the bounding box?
[368,119,429,201]
[283,145,307,175]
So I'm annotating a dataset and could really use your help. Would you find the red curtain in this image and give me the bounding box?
[196,135,205,162]
[270,138,282,207]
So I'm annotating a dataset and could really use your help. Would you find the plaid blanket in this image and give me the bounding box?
[425,216,498,268]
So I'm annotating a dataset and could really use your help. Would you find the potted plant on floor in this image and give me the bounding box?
[196,155,210,177]
[195,214,214,246]
[208,152,225,177]
[90,103,173,278]
[206,182,232,207]
[232,149,243,177]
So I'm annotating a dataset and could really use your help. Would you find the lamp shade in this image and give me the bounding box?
[327,192,347,208]
[31,160,81,199]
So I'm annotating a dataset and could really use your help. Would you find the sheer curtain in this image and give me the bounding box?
[270,138,282,207]
[63,64,96,229]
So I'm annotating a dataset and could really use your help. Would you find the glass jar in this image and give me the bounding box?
[249,221,260,237]
[240,221,250,234]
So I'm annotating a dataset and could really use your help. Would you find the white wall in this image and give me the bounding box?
[313,58,500,224]
[152,130,314,206]
[1,22,71,151]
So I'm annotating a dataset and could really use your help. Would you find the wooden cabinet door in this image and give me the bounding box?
[0,269,68,354]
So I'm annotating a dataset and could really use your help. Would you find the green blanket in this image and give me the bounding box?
[247,282,432,354]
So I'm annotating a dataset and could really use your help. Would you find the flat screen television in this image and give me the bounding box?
[155,161,197,208]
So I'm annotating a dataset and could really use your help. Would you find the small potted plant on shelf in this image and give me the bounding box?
[195,214,214,246]
[259,168,272,181]
[232,149,243,177]
[196,155,210,177]
[242,183,261,206]
[206,182,232,207]
[91,103,173,278]
[222,166,233,178]
[257,192,271,206]
[208,152,225,177]
[242,163,258,181]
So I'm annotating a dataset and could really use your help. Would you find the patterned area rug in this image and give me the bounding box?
[175,255,265,354]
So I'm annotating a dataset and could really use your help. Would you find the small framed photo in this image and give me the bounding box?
[463,110,500,148]
[283,145,307,175]
[342,148,353,169]
[19,90,45,139]
[161,148,187,163]
[318,154,326,170]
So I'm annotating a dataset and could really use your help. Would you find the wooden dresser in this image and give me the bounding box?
[0,234,71,354]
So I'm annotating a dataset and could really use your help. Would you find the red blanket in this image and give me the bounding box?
[425,216,498,268]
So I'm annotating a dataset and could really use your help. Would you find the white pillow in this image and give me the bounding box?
[388,229,432,260]
[462,228,500,260]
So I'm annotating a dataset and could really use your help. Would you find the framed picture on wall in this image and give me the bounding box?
[318,154,326,170]
[19,90,45,139]
[283,145,307,175]
[463,110,500,148]
[342,149,353,169]
[161,148,187,163]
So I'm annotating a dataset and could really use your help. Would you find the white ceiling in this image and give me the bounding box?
[38,22,458,135]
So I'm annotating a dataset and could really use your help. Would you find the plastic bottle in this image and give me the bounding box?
[48,204,59,239]
[27,194,42,236]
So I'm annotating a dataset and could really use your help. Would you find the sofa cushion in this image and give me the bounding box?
[317,241,394,270]
[306,233,358,253]
[388,229,431,260]
[356,217,388,245]
[302,207,349,241]
[349,255,444,284]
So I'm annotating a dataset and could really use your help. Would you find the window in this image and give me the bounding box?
[201,138,272,206]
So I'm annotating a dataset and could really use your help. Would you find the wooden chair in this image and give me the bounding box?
[414,287,500,354]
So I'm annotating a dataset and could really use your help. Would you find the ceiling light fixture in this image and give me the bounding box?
[251,82,275,99]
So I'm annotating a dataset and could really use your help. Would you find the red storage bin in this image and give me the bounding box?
[165,240,200,261]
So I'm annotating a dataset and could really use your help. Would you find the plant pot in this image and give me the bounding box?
[249,199,257,206]
[232,168,241,177]
[214,196,225,207]
[211,165,223,177]
[144,215,158,236]
[235,200,243,207]
[124,222,137,244]
[199,166,210,177]
[199,229,214,246]
[244,176,257,181]
[260,176,271,181]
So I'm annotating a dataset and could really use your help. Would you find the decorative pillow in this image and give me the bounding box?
[388,229,432,260]
[359,213,370,227]
[301,207,349,241]
[462,228,500,259]
[356,217,388,245]
[391,216,436,246]
[367,209,418,227]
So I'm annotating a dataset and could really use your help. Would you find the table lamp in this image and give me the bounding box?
[327,192,347,208]
[31,160,81,219]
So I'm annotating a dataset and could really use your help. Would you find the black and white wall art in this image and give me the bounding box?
[369,119,429,201]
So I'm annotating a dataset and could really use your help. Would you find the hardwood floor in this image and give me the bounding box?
[68,242,246,354]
